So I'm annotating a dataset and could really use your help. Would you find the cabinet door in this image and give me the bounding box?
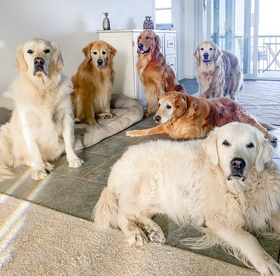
[99,33,135,99]
[165,54,177,75]
[164,33,176,55]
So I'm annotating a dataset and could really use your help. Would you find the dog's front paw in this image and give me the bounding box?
[128,233,148,248]
[45,162,54,172]
[68,158,84,168]
[147,230,166,244]
[32,169,48,180]
[98,112,114,119]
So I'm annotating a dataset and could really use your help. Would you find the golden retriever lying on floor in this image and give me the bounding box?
[0,38,83,181]
[137,30,184,117]
[194,41,243,100]
[71,41,117,125]
[94,122,280,276]
[126,91,277,143]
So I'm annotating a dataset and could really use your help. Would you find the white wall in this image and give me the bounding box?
[0,0,197,109]
[0,0,154,109]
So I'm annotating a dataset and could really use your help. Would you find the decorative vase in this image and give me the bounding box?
[143,16,154,30]
[103,12,111,30]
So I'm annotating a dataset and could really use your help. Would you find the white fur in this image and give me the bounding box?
[0,38,83,181]
[94,122,280,276]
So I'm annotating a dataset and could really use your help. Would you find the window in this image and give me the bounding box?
[155,0,172,24]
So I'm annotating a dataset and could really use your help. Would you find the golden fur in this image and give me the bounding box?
[94,123,280,275]
[126,91,277,143]
[0,38,83,181]
[194,41,243,100]
[71,41,117,125]
[136,30,184,116]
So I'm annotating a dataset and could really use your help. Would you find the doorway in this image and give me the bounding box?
[206,0,280,80]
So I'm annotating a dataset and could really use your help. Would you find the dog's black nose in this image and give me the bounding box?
[154,115,161,122]
[138,43,143,50]
[230,158,245,169]
[34,57,44,66]
[203,53,209,59]
[97,59,103,65]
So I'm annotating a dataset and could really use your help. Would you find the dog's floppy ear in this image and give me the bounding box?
[255,132,274,172]
[109,44,117,60]
[193,45,200,60]
[203,128,219,165]
[15,44,28,72]
[214,44,222,61]
[155,35,161,53]
[51,42,64,70]
[174,93,188,118]
[83,42,93,61]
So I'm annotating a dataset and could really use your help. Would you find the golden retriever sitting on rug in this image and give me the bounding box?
[137,30,184,117]
[126,91,277,143]
[194,41,243,100]
[94,122,280,276]
[71,41,117,125]
[0,38,83,181]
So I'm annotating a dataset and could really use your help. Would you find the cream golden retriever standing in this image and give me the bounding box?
[94,122,280,276]
[194,41,243,100]
[0,38,83,181]
[71,41,117,125]
[137,30,184,117]
[126,91,277,143]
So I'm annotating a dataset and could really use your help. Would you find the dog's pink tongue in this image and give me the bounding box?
[98,65,103,68]
[140,49,145,54]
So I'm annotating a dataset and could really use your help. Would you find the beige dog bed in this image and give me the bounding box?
[0,94,144,150]
[74,94,144,150]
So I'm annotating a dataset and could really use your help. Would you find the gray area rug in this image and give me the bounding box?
[0,194,258,276]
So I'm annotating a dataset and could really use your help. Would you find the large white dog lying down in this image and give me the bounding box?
[0,38,83,181]
[93,122,280,276]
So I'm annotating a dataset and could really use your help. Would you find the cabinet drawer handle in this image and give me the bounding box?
[169,64,174,66]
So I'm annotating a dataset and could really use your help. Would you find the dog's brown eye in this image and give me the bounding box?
[102,51,106,55]
[146,36,150,39]
[93,52,97,55]
[209,47,213,51]
[44,49,50,53]
[222,140,230,146]
[166,104,171,109]
[27,49,33,54]
[158,103,161,107]
[246,143,254,148]
[200,48,204,51]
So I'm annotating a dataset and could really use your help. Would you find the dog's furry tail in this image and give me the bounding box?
[174,84,185,92]
[92,187,119,229]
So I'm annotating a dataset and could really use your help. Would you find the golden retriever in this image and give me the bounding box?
[93,122,280,275]
[0,38,83,181]
[71,41,117,125]
[126,91,277,143]
[194,41,243,100]
[136,30,184,117]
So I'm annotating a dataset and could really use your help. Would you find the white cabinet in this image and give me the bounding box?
[97,29,177,107]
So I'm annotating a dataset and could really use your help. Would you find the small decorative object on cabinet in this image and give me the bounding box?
[102,12,110,30]
[96,29,177,108]
[143,16,154,30]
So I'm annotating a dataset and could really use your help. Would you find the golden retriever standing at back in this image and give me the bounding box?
[137,30,184,116]
[71,41,117,125]
[194,41,243,101]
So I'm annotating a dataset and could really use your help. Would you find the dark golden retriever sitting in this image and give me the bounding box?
[126,91,277,143]
[136,30,184,116]
[71,41,117,125]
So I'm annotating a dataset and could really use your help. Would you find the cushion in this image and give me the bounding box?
[74,94,144,150]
